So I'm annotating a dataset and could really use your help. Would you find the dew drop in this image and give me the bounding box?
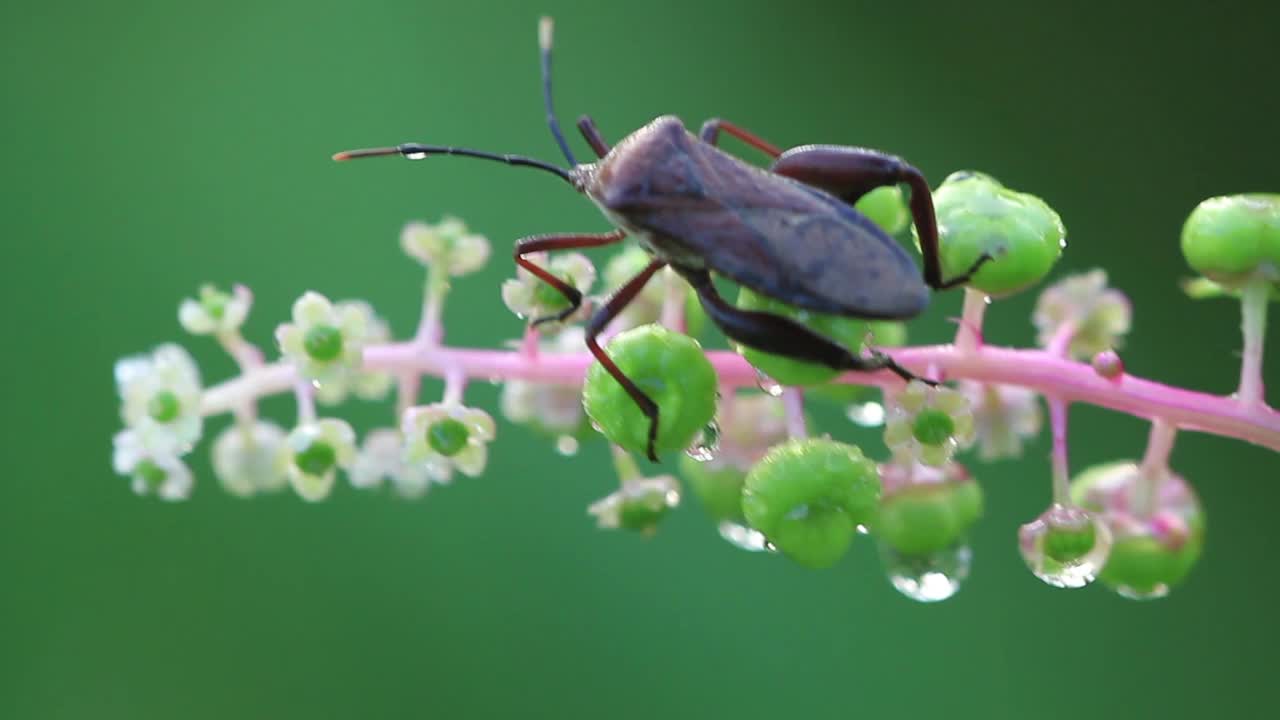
[755,369,783,397]
[1114,583,1170,601]
[879,540,971,602]
[555,435,579,456]
[855,523,870,535]
[404,151,428,160]
[763,539,779,554]
[846,401,886,427]
[684,420,721,462]
[590,420,604,434]
[717,521,770,552]
[1018,504,1113,589]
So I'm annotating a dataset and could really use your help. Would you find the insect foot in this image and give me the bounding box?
[741,438,880,569]
[925,170,1066,296]
[582,324,718,459]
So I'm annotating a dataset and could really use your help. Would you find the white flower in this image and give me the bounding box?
[401,217,491,276]
[310,300,393,405]
[115,344,203,458]
[285,418,357,502]
[500,327,587,434]
[112,430,193,501]
[275,292,370,399]
[402,403,496,483]
[350,428,434,499]
[178,284,252,336]
[1034,269,1132,359]
[211,420,289,497]
[956,381,1043,460]
[587,476,681,534]
[501,251,596,325]
[884,380,976,467]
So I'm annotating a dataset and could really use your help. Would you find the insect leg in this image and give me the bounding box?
[698,118,782,158]
[576,115,611,158]
[585,258,669,461]
[679,268,926,384]
[770,146,994,290]
[514,229,626,325]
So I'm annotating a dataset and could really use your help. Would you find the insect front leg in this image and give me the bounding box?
[514,229,626,326]
[679,268,926,384]
[698,118,782,158]
[585,258,669,461]
[770,146,994,290]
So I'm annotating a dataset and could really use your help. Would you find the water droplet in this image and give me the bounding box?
[590,420,604,434]
[555,435,579,456]
[1114,583,1170,601]
[855,523,870,535]
[717,521,769,552]
[1018,504,1113,589]
[404,151,428,160]
[684,420,721,462]
[846,401,885,427]
[763,539,779,554]
[755,369,783,397]
[879,540,971,602]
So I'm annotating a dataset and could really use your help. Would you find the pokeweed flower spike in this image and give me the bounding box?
[501,250,596,327]
[107,42,1280,605]
[285,418,357,502]
[402,402,496,483]
[401,216,491,277]
[115,344,204,459]
[884,380,977,467]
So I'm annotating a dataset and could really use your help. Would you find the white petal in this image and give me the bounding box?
[112,430,144,474]
[501,279,534,317]
[290,467,336,502]
[353,371,393,401]
[157,460,194,501]
[453,442,488,477]
[276,324,305,358]
[293,291,332,327]
[179,299,216,335]
[461,408,496,441]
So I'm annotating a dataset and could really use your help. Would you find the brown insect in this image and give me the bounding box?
[334,17,990,461]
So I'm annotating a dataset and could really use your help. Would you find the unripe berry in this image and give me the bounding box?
[582,324,718,457]
[855,185,909,235]
[926,171,1066,296]
[1181,194,1280,288]
[741,439,880,569]
[735,287,869,385]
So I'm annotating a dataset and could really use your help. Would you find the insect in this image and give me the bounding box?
[334,17,992,461]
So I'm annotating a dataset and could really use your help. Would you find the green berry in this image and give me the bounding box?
[147,390,181,423]
[532,274,573,313]
[926,171,1066,296]
[294,439,337,477]
[875,481,981,556]
[1099,532,1203,598]
[618,497,671,534]
[679,454,747,522]
[912,408,955,446]
[807,321,907,405]
[1181,194,1280,288]
[200,286,230,320]
[741,439,879,569]
[735,286,867,385]
[582,324,718,457]
[427,418,470,457]
[1044,521,1097,564]
[855,185,909,235]
[303,324,344,362]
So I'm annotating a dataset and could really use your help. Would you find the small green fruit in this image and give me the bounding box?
[582,324,718,457]
[679,454,748,523]
[926,171,1066,296]
[875,479,982,556]
[741,438,879,569]
[855,185,909,235]
[1181,194,1280,288]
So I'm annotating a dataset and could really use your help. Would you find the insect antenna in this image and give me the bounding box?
[331,144,576,186]
[538,16,577,166]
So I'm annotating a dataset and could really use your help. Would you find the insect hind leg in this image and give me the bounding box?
[678,268,933,385]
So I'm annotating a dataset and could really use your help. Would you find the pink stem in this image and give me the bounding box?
[954,288,989,354]
[1238,279,1269,407]
[782,388,807,439]
[200,341,1280,451]
[1047,398,1071,505]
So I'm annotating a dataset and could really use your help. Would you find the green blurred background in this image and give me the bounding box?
[4,0,1279,717]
